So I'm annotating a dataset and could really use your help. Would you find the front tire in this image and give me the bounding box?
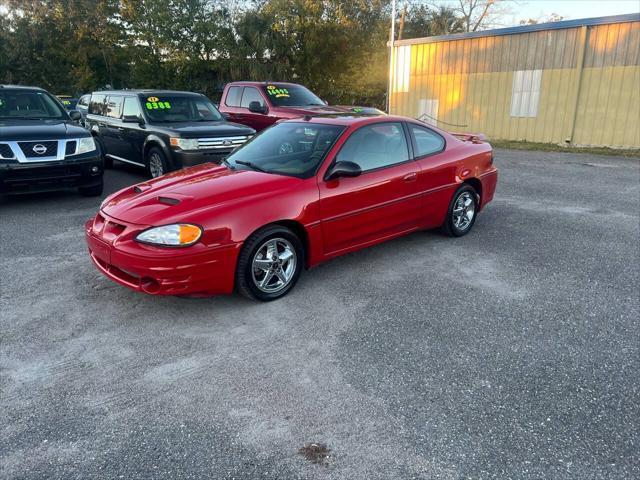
[236,225,304,301]
[146,147,169,178]
[442,184,478,237]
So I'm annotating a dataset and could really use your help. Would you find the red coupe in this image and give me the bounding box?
[85,114,498,301]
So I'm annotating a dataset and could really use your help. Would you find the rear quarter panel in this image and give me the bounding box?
[416,132,495,228]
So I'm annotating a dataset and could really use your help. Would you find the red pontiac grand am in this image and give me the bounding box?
[85,114,498,301]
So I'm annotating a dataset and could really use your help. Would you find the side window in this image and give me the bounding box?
[78,95,89,107]
[410,124,445,157]
[88,94,106,115]
[122,97,142,117]
[337,122,409,172]
[106,95,123,119]
[240,87,264,109]
[225,86,242,107]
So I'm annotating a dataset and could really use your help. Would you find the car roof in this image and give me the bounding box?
[281,114,412,127]
[226,81,302,88]
[91,89,205,96]
[0,84,47,91]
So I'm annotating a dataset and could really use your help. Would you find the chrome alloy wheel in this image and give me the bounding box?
[251,238,297,293]
[452,191,476,231]
[149,153,165,178]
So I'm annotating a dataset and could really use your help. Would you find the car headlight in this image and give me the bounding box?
[136,224,202,247]
[77,137,96,154]
[170,137,199,150]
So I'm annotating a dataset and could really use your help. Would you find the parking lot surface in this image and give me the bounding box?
[1,149,639,479]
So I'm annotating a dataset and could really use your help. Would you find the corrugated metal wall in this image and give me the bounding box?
[389,16,640,148]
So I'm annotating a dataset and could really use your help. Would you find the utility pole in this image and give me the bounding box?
[398,2,407,40]
[387,0,397,113]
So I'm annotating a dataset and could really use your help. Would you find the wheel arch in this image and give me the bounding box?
[143,136,172,162]
[463,177,482,207]
[244,219,310,267]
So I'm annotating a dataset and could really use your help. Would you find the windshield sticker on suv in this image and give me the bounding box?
[146,98,172,110]
[266,85,290,98]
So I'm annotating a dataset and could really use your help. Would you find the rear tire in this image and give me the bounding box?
[146,147,169,178]
[79,178,104,197]
[236,225,304,301]
[442,184,478,237]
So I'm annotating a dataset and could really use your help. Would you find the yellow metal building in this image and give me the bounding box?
[389,13,640,148]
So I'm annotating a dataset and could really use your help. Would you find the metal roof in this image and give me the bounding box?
[391,13,640,46]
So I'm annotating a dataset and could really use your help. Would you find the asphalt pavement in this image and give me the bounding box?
[1,150,638,479]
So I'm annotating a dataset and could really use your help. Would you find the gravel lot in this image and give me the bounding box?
[1,149,639,480]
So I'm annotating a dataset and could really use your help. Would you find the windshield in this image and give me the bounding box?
[261,84,325,107]
[227,122,344,179]
[141,94,223,123]
[0,89,67,119]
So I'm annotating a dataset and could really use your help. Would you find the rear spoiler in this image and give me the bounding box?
[451,133,488,144]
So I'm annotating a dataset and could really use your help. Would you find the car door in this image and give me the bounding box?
[238,87,274,131]
[116,96,146,164]
[318,121,422,254]
[98,95,125,158]
[77,94,90,125]
[406,123,451,228]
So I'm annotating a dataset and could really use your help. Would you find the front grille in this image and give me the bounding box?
[0,143,14,159]
[65,140,77,156]
[198,135,250,150]
[18,141,58,158]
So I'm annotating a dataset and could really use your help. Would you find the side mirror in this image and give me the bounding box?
[325,161,362,181]
[248,101,267,114]
[323,99,329,105]
[68,110,82,121]
[122,114,143,124]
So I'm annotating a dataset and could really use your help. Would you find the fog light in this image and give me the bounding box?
[91,166,99,173]
[141,277,161,294]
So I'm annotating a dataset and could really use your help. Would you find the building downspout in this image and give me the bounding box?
[387,0,397,114]
[567,25,588,144]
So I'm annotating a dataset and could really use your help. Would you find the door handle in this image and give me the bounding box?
[117,127,126,132]
[403,172,418,182]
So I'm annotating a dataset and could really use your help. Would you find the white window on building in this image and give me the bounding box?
[418,99,439,126]
[510,70,542,118]
[392,45,411,93]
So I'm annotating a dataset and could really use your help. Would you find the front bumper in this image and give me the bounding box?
[171,149,234,168]
[85,216,241,296]
[0,155,103,194]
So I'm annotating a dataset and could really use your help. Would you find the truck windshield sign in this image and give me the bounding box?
[146,97,172,110]
[266,85,290,98]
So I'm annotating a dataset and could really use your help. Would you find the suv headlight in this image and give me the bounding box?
[136,224,202,247]
[77,137,96,154]
[170,137,199,150]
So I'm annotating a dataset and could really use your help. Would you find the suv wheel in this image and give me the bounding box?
[236,225,304,301]
[147,147,169,178]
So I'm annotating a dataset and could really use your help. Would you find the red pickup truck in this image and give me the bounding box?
[217,81,383,131]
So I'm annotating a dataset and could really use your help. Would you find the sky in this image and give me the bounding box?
[505,0,640,24]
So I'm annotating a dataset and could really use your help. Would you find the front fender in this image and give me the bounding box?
[143,135,175,168]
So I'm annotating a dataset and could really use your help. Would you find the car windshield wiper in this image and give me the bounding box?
[235,160,268,173]
[222,158,235,170]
